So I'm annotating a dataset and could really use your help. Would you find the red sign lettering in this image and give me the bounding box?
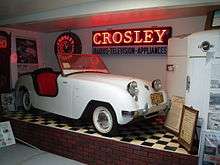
[92,27,172,46]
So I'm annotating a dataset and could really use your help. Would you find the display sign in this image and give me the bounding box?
[16,38,38,76]
[54,32,82,56]
[16,38,38,64]
[207,113,220,131]
[178,105,198,153]
[92,27,172,56]
[199,131,220,165]
[0,92,15,111]
[208,61,220,131]
[165,96,184,134]
[0,31,11,94]
[0,121,15,148]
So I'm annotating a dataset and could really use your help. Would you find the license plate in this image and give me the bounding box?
[150,92,164,105]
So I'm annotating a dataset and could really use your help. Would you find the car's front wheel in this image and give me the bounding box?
[92,105,118,136]
[21,89,32,111]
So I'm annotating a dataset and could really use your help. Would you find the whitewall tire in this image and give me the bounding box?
[22,90,32,111]
[92,105,118,136]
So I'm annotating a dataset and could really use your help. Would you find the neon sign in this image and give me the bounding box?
[92,27,172,46]
[0,37,7,49]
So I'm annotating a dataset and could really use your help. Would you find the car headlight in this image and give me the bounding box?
[127,81,139,98]
[152,79,162,91]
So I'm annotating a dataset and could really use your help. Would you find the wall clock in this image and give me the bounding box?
[54,32,82,56]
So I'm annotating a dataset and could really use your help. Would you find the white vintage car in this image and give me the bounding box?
[15,54,167,136]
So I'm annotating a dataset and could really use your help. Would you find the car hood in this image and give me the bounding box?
[66,73,149,88]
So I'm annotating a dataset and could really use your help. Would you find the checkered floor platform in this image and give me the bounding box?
[1,109,189,155]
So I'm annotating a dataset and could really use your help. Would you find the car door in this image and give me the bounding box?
[35,75,73,118]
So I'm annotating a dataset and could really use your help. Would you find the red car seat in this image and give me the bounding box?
[32,68,59,97]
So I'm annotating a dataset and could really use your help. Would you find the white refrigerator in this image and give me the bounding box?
[166,30,220,127]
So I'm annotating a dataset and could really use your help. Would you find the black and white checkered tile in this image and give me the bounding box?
[1,109,188,155]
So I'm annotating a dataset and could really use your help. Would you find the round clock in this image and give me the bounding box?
[54,32,82,56]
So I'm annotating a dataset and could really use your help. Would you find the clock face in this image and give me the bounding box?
[54,32,82,56]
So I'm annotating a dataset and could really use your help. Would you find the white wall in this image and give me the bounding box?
[45,16,206,87]
[0,27,46,88]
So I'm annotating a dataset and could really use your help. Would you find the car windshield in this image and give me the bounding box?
[58,54,110,75]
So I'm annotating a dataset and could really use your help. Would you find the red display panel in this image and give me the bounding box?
[92,27,172,46]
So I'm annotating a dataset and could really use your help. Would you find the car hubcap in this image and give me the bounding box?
[93,106,113,134]
[97,112,110,129]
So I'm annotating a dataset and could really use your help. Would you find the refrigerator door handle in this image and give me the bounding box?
[186,76,190,92]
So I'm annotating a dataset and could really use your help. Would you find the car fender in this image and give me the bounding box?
[71,79,138,124]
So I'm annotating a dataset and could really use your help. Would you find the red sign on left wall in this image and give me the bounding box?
[0,36,7,49]
[0,31,11,93]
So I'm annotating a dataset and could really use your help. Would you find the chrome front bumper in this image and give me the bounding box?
[122,103,167,119]
[133,103,167,118]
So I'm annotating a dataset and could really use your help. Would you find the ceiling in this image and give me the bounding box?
[0,0,99,19]
[1,0,220,33]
